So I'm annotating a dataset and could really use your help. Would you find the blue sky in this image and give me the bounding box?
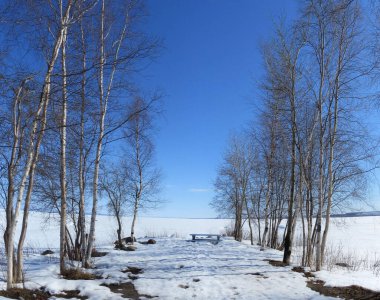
[135,0,299,218]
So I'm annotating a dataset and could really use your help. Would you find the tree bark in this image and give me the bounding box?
[59,13,69,273]
[85,0,106,266]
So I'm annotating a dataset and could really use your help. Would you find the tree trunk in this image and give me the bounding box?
[116,214,122,247]
[85,0,128,266]
[234,190,243,242]
[78,20,87,266]
[321,85,339,263]
[85,0,106,267]
[16,167,35,282]
[59,20,69,274]
[283,68,297,265]
[4,9,70,285]
[4,83,24,288]
[261,190,270,247]
[315,88,325,271]
[130,199,139,245]
[244,196,253,245]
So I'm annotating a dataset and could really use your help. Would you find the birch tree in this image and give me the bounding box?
[210,0,374,271]
[213,133,256,242]
[302,0,367,270]
[0,0,74,287]
[124,97,162,245]
[84,0,158,266]
[100,164,130,248]
[260,21,307,264]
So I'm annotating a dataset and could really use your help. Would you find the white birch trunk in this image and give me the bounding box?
[85,0,106,266]
[85,0,130,266]
[79,21,87,266]
[60,14,69,273]
[4,3,72,287]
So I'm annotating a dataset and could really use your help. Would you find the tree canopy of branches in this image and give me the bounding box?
[0,0,160,288]
[212,0,378,271]
[100,96,162,247]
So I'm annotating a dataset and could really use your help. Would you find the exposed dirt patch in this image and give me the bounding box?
[102,282,156,299]
[0,288,49,300]
[128,274,139,280]
[291,266,315,278]
[61,268,101,280]
[139,239,156,245]
[264,259,289,267]
[122,266,144,275]
[291,266,304,273]
[291,266,380,299]
[67,249,108,261]
[41,249,54,255]
[91,249,108,257]
[307,279,380,300]
[246,272,268,279]
[54,290,88,299]
[335,262,351,268]
[179,284,189,289]
[304,271,315,278]
[0,288,88,300]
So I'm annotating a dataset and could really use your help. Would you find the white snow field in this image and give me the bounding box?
[0,211,379,299]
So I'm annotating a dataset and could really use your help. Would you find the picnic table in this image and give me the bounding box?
[190,233,221,242]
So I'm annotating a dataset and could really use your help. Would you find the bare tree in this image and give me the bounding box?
[123,97,162,245]
[302,0,369,270]
[260,20,307,264]
[84,0,158,267]
[213,132,256,243]
[100,164,130,248]
[0,0,75,287]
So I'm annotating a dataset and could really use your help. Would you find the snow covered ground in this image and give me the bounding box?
[0,237,334,300]
[0,211,379,299]
[118,238,334,300]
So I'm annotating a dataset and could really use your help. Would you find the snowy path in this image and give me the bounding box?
[95,238,332,300]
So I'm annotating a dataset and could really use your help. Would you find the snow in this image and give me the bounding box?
[318,216,380,257]
[316,269,380,292]
[0,211,379,299]
[111,238,332,300]
[0,211,232,248]
[0,237,333,300]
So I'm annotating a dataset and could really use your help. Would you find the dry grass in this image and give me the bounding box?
[91,249,108,257]
[263,259,289,267]
[101,282,155,299]
[291,266,315,279]
[322,244,380,276]
[0,288,49,300]
[222,223,235,237]
[0,288,88,300]
[291,236,380,276]
[121,266,144,275]
[143,231,182,238]
[61,268,100,280]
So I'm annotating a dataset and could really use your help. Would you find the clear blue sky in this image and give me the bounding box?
[136,0,299,218]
